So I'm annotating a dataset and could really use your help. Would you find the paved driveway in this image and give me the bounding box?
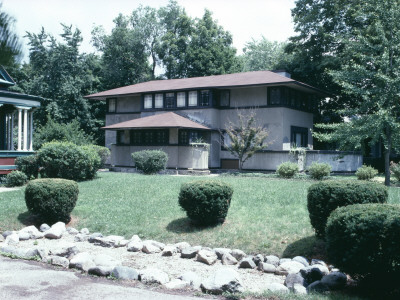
[0,256,202,300]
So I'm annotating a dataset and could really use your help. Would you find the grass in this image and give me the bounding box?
[1,172,400,259]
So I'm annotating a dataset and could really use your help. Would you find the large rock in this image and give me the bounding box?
[142,243,161,254]
[230,249,246,261]
[90,235,125,248]
[140,268,169,285]
[35,247,49,261]
[2,231,14,238]
[292,256,309,267]
[174,242,190,253]
[265,283,289,293]
[265,255,280,267]
[88,266,113,277]
[5,233,19,245]
[196,250,218,265]
[143,240,165,250]
[179,271,202,290]
[293,283,307,295]
[50,242,79,259]
[44,222,66,239]
[18,231,31,241]
[69,252,95,272]
[321,272,347,290]
[258,262,276,273]
[66,227,79,235]
[94,254,122,268]
[275,261,304,275]
[0,246,39,259]
[201,268,244,295]
[309,263,329,276]
[300,266,324,284]
[39,224,50,232]
[88,232,103,242]
[0,234,4,242]
[80,228,90,235]
[285,273,305,289]
[50,256,69,268]
[130,234,141,243]
[221,253,238,265]
[161,245,177,256]
[164,279,189,290]
[127,240,143,252]
[238,257,256,269]
[74,234,89,242]
[252,254,264,266]
[213,248,231,259]
[181,247,200,259]
[307,280,330,293]
[112,266,139,280]
[311,259,328,268]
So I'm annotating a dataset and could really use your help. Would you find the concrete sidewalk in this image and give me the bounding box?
[0,256,203,300]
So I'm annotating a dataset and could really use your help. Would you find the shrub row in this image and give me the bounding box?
[307,180,388,237]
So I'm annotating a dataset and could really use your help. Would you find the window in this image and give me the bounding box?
[165,92,176,108]
[179,130,188,144]
[155,93,163,108]
[221,132,232,148]
[270,87,281,105]
[177,92,186,107]
[188,91,197,106]
[179,130,204,144]
[131,130,169,145]
[108,98,116,112]
[199,90,210,106]
[131,131,142,145]
[291,126,308,148]
[219,90,230,107]
[144,94,152,109]
[117,130,130,145]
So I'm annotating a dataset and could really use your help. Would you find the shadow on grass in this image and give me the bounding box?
[282,235,327,260]
[166,217,221,233]
[17,211,42,228]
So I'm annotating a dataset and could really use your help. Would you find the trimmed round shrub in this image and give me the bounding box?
[178,180,233,225]
[356,165,378,180]
[15,155,39,179]
[131,150,168,174]
[307,162,331,180]
[390,161,400,181]
[25,178,79,224]
[87,145,110,168]
[326,203,400,283]
[6,171,28,187]
[307,180,388,237]
[37,141,100,181]
[276,161,299,178]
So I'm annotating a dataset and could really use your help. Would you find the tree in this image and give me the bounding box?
[185,9,239,77]
[224,111,269,170]
[242,37,287,72]
[0,3,21,66]
[313,0,400,186]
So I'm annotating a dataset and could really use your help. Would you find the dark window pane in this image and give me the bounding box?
[270,87,281,105]
[165,93,175,108]
[200,90,210,106]
[220,90,230,106]
[179,130,188,144]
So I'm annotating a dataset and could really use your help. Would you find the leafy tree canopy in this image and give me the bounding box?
[0,3,21,66]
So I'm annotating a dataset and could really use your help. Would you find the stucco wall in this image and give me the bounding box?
[116,96,141,113]
[282,108,314,149]
[230,86,268,107]
[105,113,140,148]
[110,144,209,169]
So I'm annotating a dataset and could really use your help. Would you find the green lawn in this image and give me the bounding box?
[1,172,400,258]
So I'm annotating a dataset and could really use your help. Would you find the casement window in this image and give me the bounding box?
[221,132,232,148]
[144,94,153,109]
[108,98,116,112]
[177,92,186,107]
[188,91,198,106]
[179,130,204,145]
[199,90,210,106]
[130,130,169,145]
[155,93,163,108]
[270,87,281,105]
[165,92,176,108]
[219,90,230,107]
[291,126,308,148]
[117,130,130,145]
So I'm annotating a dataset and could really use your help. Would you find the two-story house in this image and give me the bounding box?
[86,70,362,172]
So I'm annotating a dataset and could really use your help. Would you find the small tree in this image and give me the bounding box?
[223,111,269,170]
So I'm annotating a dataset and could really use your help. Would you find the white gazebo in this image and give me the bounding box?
[0,67,42,174]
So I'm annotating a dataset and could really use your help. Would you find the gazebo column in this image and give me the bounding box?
[23,108,28,151]
[17,107,22,151]
[10,112,14,150]
[29,110,34,151]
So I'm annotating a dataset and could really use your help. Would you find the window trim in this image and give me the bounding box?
[291,126,308,148]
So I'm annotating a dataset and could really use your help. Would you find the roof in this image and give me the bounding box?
[102,112,210,130]
[0,66,15,88]
[86,70,327,100]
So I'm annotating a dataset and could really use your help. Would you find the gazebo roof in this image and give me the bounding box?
[102,112,210,130]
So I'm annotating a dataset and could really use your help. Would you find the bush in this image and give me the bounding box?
[15,155,39,179]
[390,161,400,181]
[355,165,378,180]
[5,171,28,187]
[276,162,299,178]
[37,141,100,181]
[307,180,388,237]
[307,162,331,180]
[131,150,168,174]
[178,180,233,225]
[25,178,79,224]
[86,145,110,168]
[326,203,400,284]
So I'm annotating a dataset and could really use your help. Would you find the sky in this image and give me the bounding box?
[3,0,297,62]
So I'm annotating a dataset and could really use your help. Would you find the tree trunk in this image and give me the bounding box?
[384,128,392,186]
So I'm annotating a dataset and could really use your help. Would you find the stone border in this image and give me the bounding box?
[1,222,349,296]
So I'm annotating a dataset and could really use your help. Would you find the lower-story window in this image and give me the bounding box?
[291,126,308,148]
[130,129,169,145]
[179,130,205,144]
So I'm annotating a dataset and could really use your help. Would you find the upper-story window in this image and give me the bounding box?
[200,90,210,106]
[108,98,116,112]
[219,90,230,107]
[165,92,176,108]
[177,92,186,107]
[144,94,152,109]
[270,87,281,105]
[155,93,163,108]
[188,91,198,106]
